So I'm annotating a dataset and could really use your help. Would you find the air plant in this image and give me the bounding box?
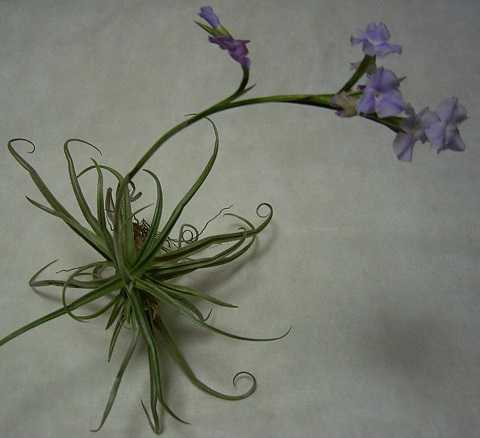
[1,6,467,435]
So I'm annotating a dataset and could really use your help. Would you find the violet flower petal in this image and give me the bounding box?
[449,132,466,151]
[208,36,251,68]
[199,6,221,28]
[357,90,376,114]
[393,132,415,161]
[351,22,402,58]
[373,42,402,57]
[418,109,439,131]
[391,105,431,161]
[425,122,446,149]
[436,96,468,124]
[366,22,390,41]
[369,67,401,93]
[359,40,377,57]
[424,97,468,153]
[375,89,407,118]
[356,67,406,117]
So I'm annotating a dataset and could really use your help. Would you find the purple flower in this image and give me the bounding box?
[351,23,402,57]
[208,36,251,68]
[424,97,467,153]
[198,6,221,28]
[357,67,407,118]
[197,6,251,69]
[392,105,430,161]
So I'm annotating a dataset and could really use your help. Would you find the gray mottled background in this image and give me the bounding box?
[1,1,479,437]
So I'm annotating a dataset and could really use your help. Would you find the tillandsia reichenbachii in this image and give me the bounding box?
[1,5,468,435]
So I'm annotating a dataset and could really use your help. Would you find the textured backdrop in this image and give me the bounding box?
[1,1,479,437]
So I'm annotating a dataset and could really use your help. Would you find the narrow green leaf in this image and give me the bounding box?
[138,278,290,342]
[63,138,104,238]
[170,295,209,322]
[194,20,215,36]
[151,231,256,281]
[125,284,190,425]
[135,169,163,266]
[156,314,256,400]
[61,262,111,323]
[77,164,122,182]
[8,139,110,257]
[0,277,123,347]
[108,312,126,362]
[91,158,114,251]
[142,351,162,434]
[161,282,237,308]
[25,196,110,258]
[75,295,118,321]
[200,321,292,342]
[136,278,203,322]
[105,187,115,228]
[131,203,154,219]
[135,118,220,271]
[152,203,273,264]
[105,294,125,330]
[111,180,134,281]
[77,163,124,233]
[151,229,249,277]
[8,139,74,217]
[29,259,107,292]
[91,327,139,432]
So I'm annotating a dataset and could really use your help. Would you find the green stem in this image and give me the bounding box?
[126,68,249,180]
[215,94,335,111]
[127,94,333,179]
[127,92,400,181]
[338,55,376,93]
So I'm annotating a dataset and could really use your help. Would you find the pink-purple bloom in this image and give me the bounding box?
[208,35,251,68]
[198,6,251,69]
[351,23,402,57]
[424,97,467,153]
[356,67,407,118]
[199,6,221,28]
